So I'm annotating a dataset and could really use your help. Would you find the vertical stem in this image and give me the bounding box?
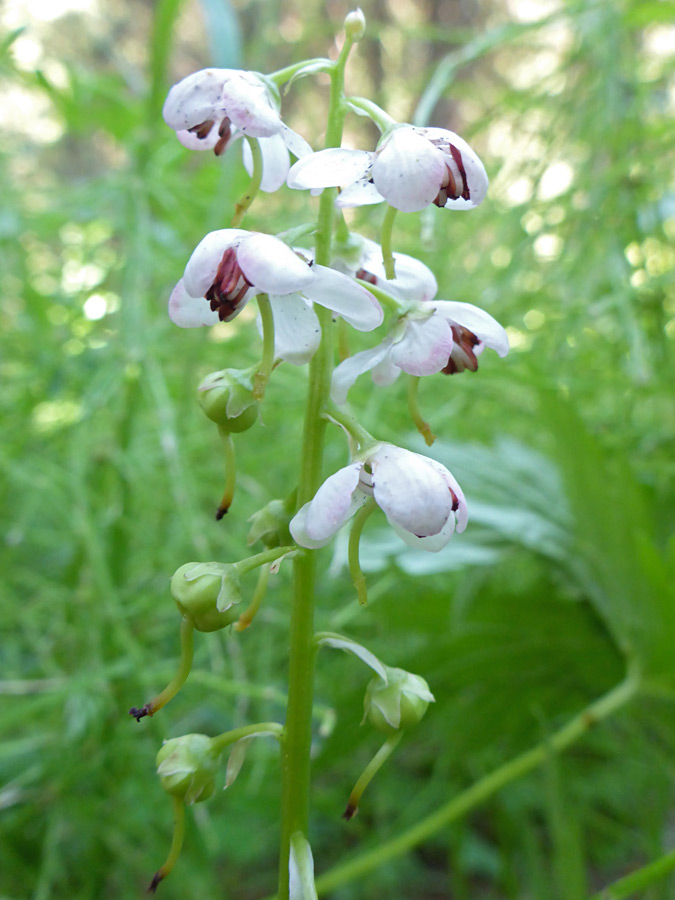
[278,29,356,900]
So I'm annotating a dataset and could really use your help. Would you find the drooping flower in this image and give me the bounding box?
[287,124,488,212]
[168,229,383,364]
[163,68,312,192]
[332,235,438,303]
[290,443,467,552]
[331,300,509,404]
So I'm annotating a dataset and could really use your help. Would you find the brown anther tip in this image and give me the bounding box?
[215,506,229,521]
[129,704,152,722]
[342,803,358,821]
[147,872,163,893]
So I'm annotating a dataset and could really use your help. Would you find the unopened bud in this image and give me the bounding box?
[364,667,434,734]
[247,498,292,548]
[197,369,258,433]
[171,562,242,632]
[156,733,220,804]
[344,8,366,41]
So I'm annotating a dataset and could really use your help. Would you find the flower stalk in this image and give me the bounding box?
[343,733,402,820]
[277,24,357,900]
[231,137,264,226]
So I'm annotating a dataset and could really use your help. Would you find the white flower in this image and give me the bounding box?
[163,68,311,192]
[332,235,438,303]
[287,124,488,212]
[290,444,468,552]
[168,229,383,365]
[331,300,509,403]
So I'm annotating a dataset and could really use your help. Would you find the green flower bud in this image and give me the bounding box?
[247,498,292,548]
[364,667,434,734]
[171,562,242,632]
[156,733,220,804]
[344,8,366,41]
[197,369,258,433]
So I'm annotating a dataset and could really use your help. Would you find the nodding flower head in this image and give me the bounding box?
[163,68,312,191]
[288,124,488,213]
[331,300,509,404]
[168,229,383,364]
[290,443,468,553]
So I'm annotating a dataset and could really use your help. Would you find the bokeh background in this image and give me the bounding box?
[1,0,674,898]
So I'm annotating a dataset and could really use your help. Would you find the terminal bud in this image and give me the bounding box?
[364,666,434,734]
[156,733,221,804]
[171,562,242,632]
[344,8,366,41]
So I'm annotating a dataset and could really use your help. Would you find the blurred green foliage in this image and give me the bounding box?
[1,0,674,898]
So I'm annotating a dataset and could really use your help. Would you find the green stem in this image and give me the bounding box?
[277,26,357,900]
[345,96,396,132]
[231,138,264,227]
[235,563,271,631]
[268,58,332,86]
[588,848,675,900]
[407,376,436,446]
[253,294,275,401]
[216,426,236,520]
[325,403,374,451]
[313,670,640,896]
[236,546,295,577]
[343,733,402,820]
[380,205,398,280]
[348,498,377,606]
[148,795,185,893]
[212,721,284,753]
[129,617,194,720]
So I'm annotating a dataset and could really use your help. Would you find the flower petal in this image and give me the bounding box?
[290,464,364,547]
[169,279,219,328]
[432,301,509,356]
[371,353,401,386]
[371,446,452,537]
[236,233,314,294]
[331,343,392,404]
[304,265,383,331]
[389,315,454,376]
[163,68,231,131]
[243,134,290,192]
[418,127,489,210]
[335,178,384,208]
[220,70,281,138]
[183,229,249,297]
[423,457,468,533]
[268,293,321,365]
[372,128,446,213]
[175,124,221,152]
[287,148,372,190]
[358,237,438,301]
[280,123,313,160]
[389,516,456,552]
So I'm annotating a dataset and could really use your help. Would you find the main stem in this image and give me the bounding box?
[277,34,354,900]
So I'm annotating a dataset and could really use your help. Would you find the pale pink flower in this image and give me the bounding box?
[168,229,383,365]
[331,300,509,403]
[290,444,468,552]
[287,124,488,212]
[163,68,311,192]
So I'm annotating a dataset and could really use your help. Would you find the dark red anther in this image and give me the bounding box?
[214,117,232,156]
[449,488,459,512]
[188,120,215,140]
[205,248,253,321]
[442,325,480,374]
[448,143,471,201]
[355,268,378,285]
